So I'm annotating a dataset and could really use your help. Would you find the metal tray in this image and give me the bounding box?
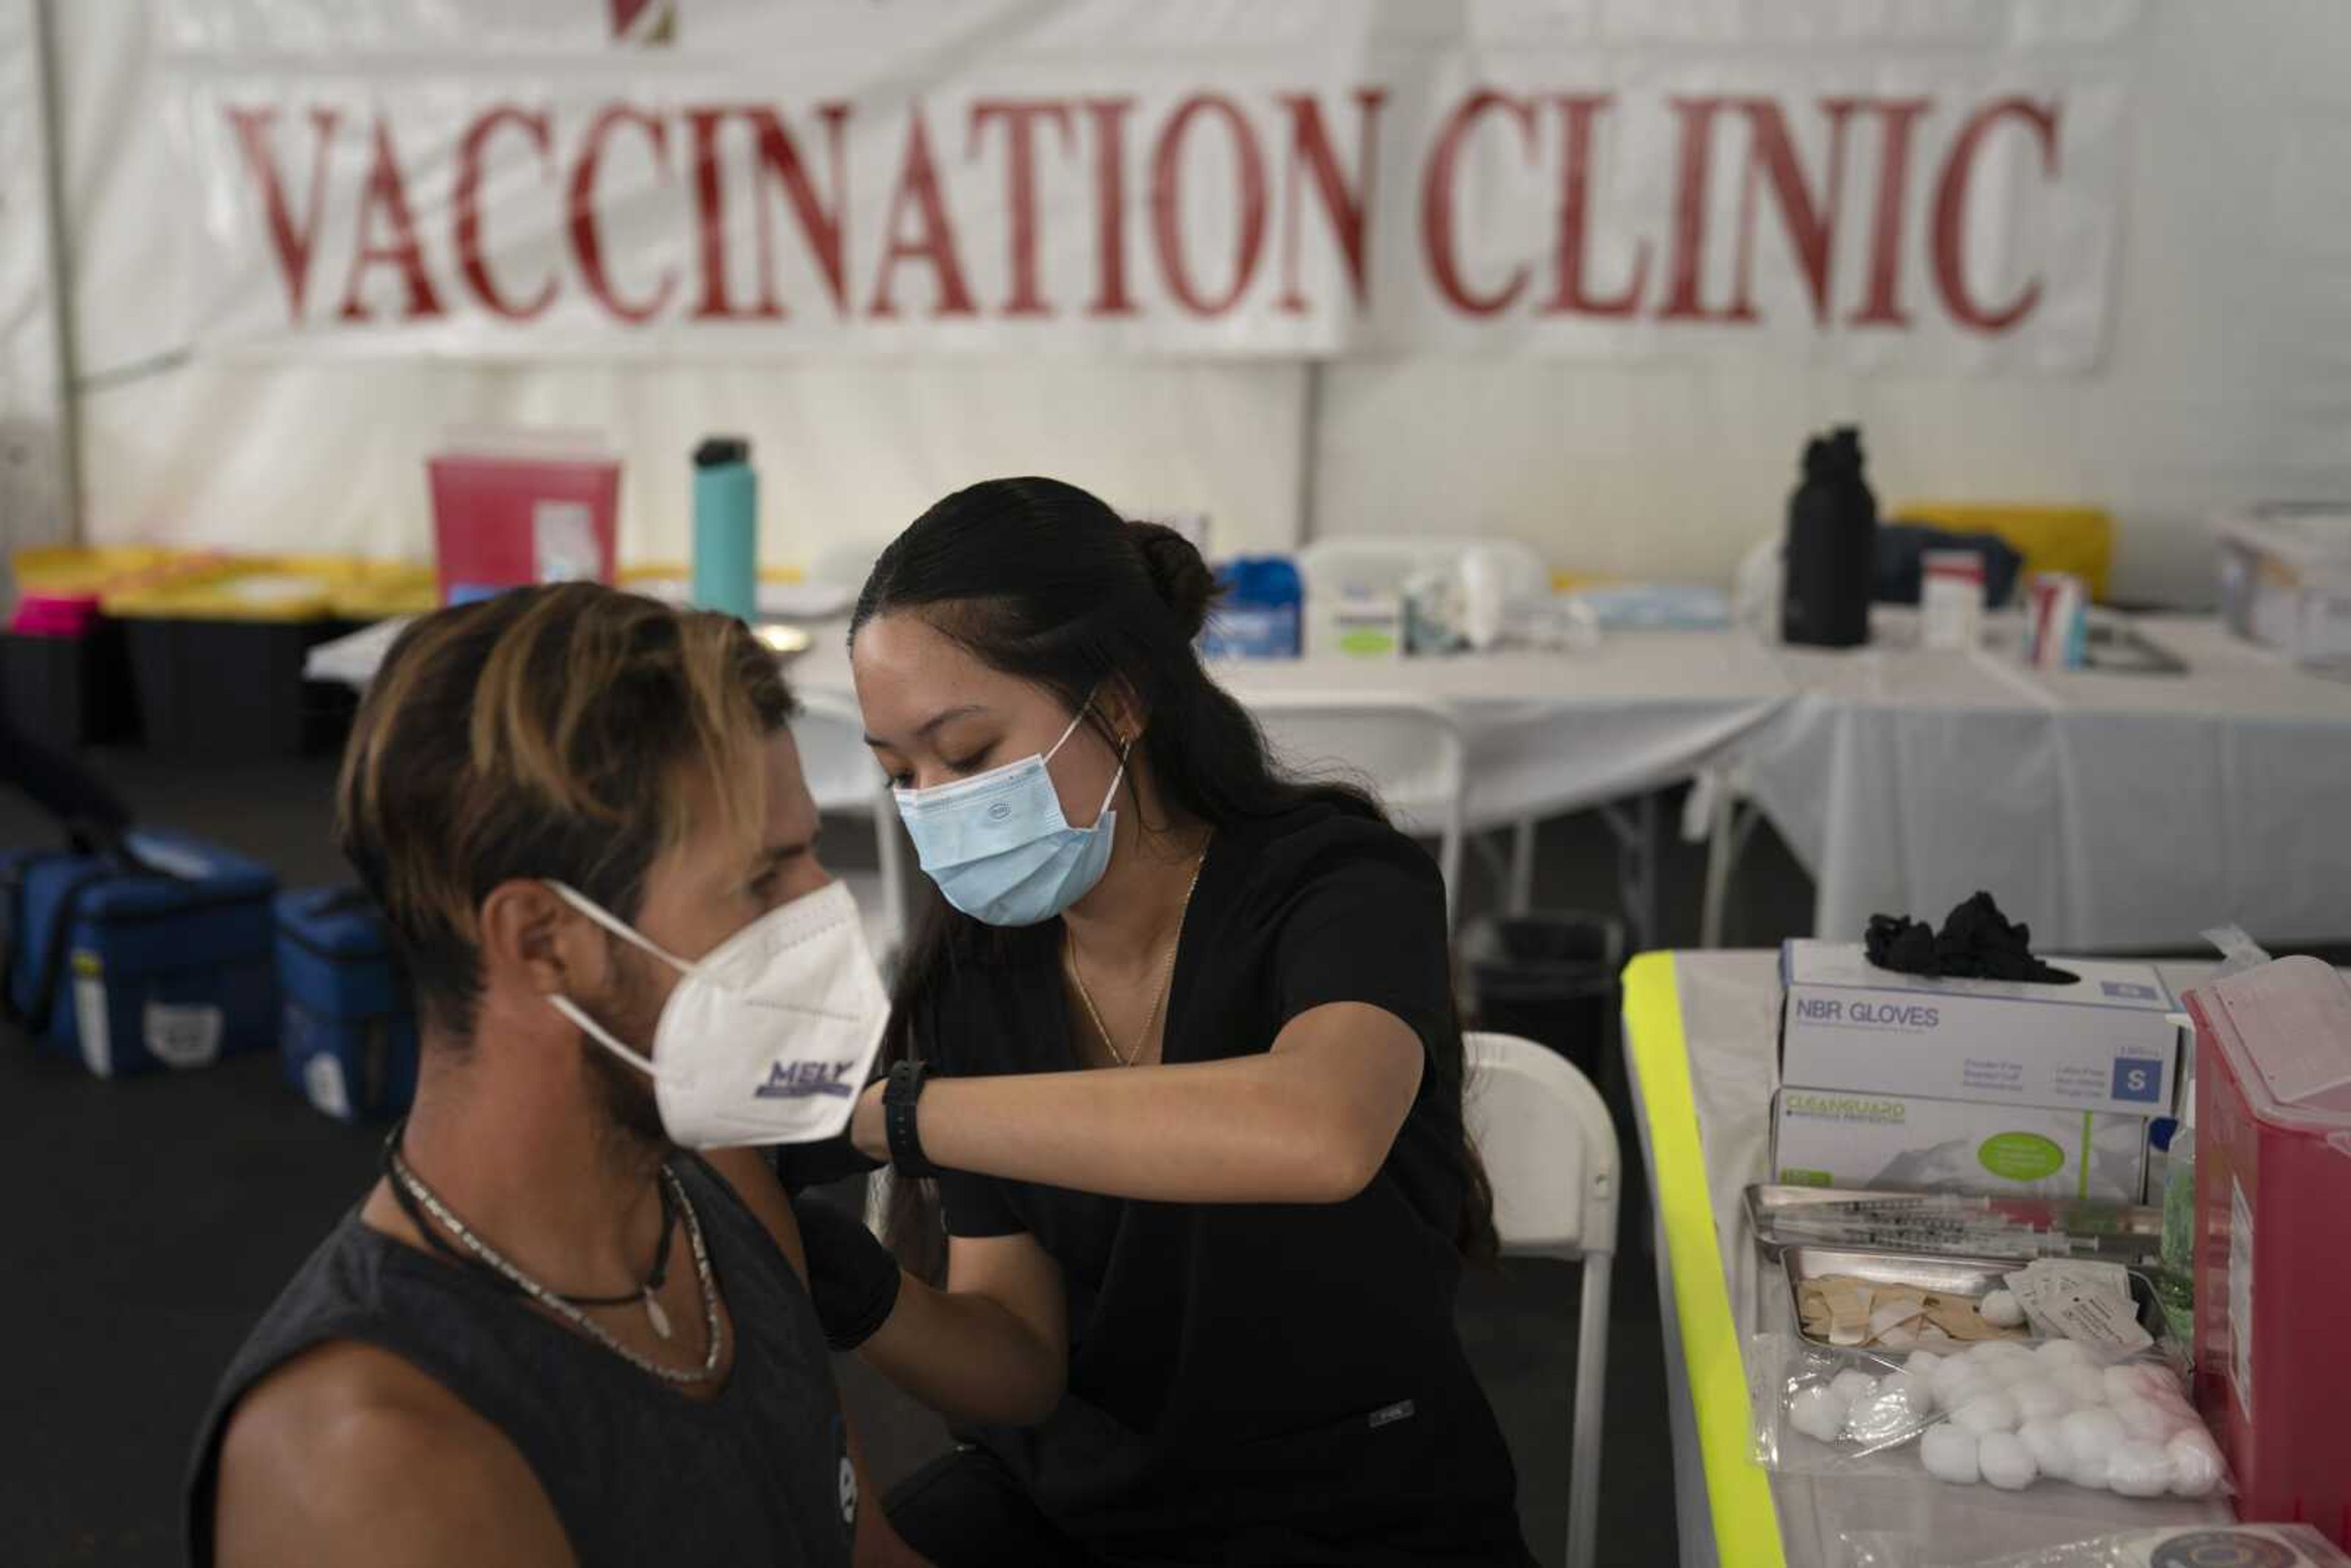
[1745,1184,2165,1265]
[1782,1244,2163,1352]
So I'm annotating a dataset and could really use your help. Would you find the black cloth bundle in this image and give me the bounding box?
[1864,891,2077,984]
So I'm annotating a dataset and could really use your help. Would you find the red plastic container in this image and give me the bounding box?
[426,443,620,606]
[2184,956,2351,1545]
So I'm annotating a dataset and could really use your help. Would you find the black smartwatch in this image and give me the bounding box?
[883,1059,941,1178]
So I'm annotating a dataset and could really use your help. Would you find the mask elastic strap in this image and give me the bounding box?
[1094,737,1131,821]
[547,993,663,1081]
[546,881,692,975]
[1042,698,1095,765]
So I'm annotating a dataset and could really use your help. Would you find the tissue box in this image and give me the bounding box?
[1773,1088,2148,1201]
[1311,593,1403,659]
[1780,940,2180,1117]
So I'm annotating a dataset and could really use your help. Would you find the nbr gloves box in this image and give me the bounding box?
[1772,1088,2148,1201]
[1779,940,2181,1117]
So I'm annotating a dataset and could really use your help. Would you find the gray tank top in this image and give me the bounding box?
[186,1155,857,1568]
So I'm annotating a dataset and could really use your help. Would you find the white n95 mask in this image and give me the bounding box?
[543,878,889,1148]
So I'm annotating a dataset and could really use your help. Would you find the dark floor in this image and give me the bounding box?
[0,748,1771,1567]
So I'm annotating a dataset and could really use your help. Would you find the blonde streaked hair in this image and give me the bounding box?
[336,583,794,1040]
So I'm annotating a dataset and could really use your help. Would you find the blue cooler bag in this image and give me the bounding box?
[1,830,279,1076]
[275,887,418,1122]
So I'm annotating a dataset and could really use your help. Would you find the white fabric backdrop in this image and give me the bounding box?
[0,0,67,575]
[36,2,2351,604]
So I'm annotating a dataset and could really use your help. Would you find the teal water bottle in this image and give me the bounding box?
[692,436,758,623]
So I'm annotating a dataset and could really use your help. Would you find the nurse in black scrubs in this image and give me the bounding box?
[803,476,1534,1566]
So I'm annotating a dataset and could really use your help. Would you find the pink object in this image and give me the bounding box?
[1924,550,1986,588]
[2023,571,2088,669]
[2186,957,2351,1546]
[427,445,620,607]
[8,591,102,637]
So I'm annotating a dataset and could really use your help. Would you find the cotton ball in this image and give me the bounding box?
[1992,1356,2047,1390]
[1980,1289,2026,1329]
[2013,1382,2072,1425]
[2054,1366,2110,1408]
[2105,1364,2169,1406]
[2113,1395,2180,1443]
[2019,1417,2072,1482]
[2034,1338,2094,1370]
[2070,1449,2112,1491]
[1919,1423,1982,1485]
[1978,1430,2038,1490]
[1830,1370,1881,1405]
[2107,1439,2173,1498]
[1845,1375,1931,1444]
[2167,1429,2225,1499]
[2061,1408,2126,1479]
[1930,1359,1987,1409]
[1906,1350,1946,1380]
[1789,1386,1851,1443]
[1952,1391,2022,1436]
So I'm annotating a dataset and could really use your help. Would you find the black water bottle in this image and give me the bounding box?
[1780,426,1877,648]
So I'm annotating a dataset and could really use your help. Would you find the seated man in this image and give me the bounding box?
[187,583,919,1567]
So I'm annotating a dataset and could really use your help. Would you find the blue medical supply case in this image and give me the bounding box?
[1201,557,1303,658]
[1,830,279,1076]
[275,887,418,1122]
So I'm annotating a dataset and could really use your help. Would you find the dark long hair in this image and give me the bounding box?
[852,476,1498,1279]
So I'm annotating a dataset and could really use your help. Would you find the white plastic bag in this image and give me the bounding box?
[1840,1522,2345,1568]
[1752,1332,2232,1498]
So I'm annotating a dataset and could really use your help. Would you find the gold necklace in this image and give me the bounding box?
[1066,841,1210,1067]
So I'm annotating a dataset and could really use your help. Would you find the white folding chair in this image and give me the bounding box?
[791,691,910,967]
[1251,699,1468,926]
[1463,1031,1619,1568]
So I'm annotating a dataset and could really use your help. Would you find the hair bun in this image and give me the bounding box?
[1125,520,1216,639]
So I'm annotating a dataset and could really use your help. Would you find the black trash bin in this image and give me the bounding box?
[1460,910,1624,1086]
[1460,910,1655,1290]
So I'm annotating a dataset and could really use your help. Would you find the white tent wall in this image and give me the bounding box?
[54,3,1310,566]
[0,0,68,582]
[45,2,2351,598]
[1313,1,2351,606]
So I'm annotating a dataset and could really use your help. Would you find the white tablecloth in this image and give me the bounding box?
[1631,952,2232,1568]
[1741,616,2351,948]
[307,613,1793,830]
[305,609,2351,945]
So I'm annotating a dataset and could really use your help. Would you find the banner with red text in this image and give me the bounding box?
[162,0,2140,369]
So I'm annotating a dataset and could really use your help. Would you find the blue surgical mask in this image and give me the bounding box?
[893,705,1126,927]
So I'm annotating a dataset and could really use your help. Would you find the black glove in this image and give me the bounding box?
[792,1190,902,1351]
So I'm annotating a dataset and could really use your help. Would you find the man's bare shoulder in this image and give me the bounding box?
[212,1339,573,1568]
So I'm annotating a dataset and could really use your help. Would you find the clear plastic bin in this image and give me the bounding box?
[2214,505,2351,673]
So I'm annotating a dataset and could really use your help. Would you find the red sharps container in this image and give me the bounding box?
[2183,956,2351,1545]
